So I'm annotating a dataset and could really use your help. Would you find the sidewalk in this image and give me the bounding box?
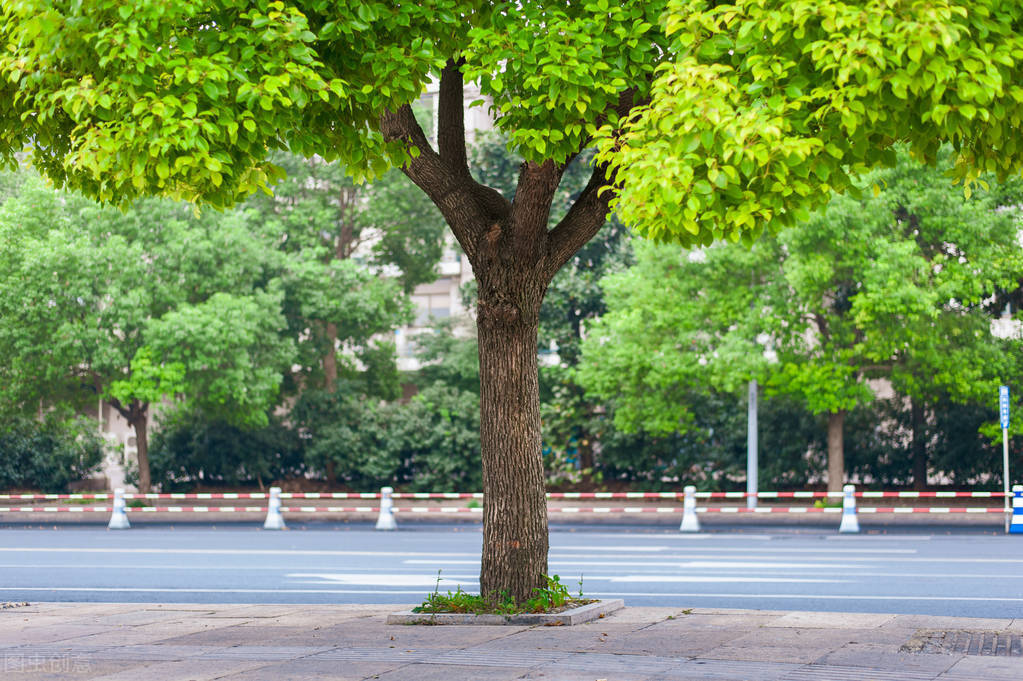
[2,602,1020,680]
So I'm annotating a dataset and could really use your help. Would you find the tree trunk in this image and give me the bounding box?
[826,410,845,493]
[324,321,338,393]
[911,399,927,491]
[130,409,151,494]
[476,277,549,604]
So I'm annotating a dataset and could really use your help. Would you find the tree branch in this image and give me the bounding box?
[512,160,563,264]
[438,58,469,175]
[542,160,615,280]
[380,104,510,266]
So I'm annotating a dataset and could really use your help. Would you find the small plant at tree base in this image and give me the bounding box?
[412,574,594,615]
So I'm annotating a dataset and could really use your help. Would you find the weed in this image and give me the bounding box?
[412,573,594,615]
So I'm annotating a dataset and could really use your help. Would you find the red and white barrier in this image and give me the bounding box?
[0,485,1012,536]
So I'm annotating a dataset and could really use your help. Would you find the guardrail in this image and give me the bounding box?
[0,485,1017,535]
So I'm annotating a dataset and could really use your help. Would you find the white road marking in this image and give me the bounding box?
[609,576,848,584]
[0,548,480,557]
[589,591,1023,603]
[286,573,477,587]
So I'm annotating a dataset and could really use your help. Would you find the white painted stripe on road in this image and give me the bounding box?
[554,547,921,554]
[609,576,848,584]
[286,573,477,587]
[0,548,480,557]
[588,591,1023,603]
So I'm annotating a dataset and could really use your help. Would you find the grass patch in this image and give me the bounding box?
[413,573,596,615]
[127,499,150,508]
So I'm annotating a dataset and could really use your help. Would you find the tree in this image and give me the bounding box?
[5,0,1023,601]
[581,151,1023,490]
[246,152,442,395]
[0,171,295,492]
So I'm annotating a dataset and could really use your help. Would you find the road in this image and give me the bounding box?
[0,523,1021,619]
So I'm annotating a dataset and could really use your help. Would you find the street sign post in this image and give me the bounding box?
[1001,385,1010,533]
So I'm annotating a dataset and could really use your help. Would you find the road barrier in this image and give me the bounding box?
[263,487,286,530]
[839,484,859,534]
[1011,485,1023,534]
[0,486,1012,534]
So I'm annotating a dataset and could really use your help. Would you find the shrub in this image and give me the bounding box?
[0,416,104,492]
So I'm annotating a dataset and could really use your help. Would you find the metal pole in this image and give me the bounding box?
[747,379,758,509]
[1005,429,1011,535]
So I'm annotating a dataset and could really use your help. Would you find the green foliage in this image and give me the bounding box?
[0,416,104,492]
[414,572,587,613]
[148,410,304,491]
[581,150,1023,483]
[600,0,1023,246]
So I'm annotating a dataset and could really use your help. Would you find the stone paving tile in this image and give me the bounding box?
[371,662,529,680]
[939,655,1023,680]
[701,628,857,665]
[87,658,272,681]
[765,611,896,629]
[653,613,783,630]
[206,604,338,619]
[599,606,682,625]
[77,609,215,627]
[885,615,1015,631]
[470,626,634,653]
[583,628,752,658]
[153,624,341,647]
[815,643,962,675]
[340,623,528,648]
[217,659,409,681]
[0,625,114,646]
[518,669,657,681]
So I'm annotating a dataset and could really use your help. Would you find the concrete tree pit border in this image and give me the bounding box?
[387,599,625,626]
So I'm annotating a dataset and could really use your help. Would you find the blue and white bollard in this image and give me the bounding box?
[679,485,701,533]
[838,484,859,534]
[376,486,397,531]
[1010,485,1023,534]
[107,488,130,530]
[263,486,286,530]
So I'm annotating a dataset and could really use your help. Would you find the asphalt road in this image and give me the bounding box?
[0,523,1021,619]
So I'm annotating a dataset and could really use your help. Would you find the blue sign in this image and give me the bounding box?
[1001,385,1011,430]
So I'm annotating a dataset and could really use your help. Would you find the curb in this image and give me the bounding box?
[386,598,624,626]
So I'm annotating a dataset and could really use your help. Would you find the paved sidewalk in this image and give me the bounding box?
[1,602,1020,680]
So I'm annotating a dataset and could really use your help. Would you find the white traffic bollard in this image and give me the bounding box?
[679,485,701,533]
[107,488,131,530]
[375,486,397,531]
[263,486,286,530]
[1010,485,1023,534]
[838,484,859,534]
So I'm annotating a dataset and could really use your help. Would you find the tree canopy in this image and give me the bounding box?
[599,1,1023,244]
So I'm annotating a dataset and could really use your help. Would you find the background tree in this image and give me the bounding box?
[0,171,295,492]
[6,0,1023,601]
[582,151,1023,490]
[246,151,442,395]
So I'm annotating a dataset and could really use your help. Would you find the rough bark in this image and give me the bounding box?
[477,274,549,602]
[110,398,150,493]
[826,410,845,493]
[127,407,150,494]
[911,399,927,491]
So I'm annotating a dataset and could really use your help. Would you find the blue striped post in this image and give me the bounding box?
[838,484,859,534]
[262,486,286,530]
[1010,485,1023,534]
[107,488,130,530]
